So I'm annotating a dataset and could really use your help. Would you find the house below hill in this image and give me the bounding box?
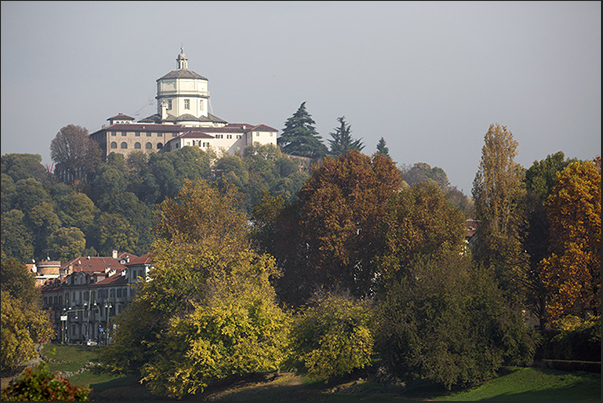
[40,251,152,345]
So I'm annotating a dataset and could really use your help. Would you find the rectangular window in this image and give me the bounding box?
[227,135,232,139]
[122,132,127,136]
[135,132,140,137]
[110,131,116,136]
[158,133,162,137]
[167,100,172,109]
[147,132,152,137]
[184,99,190,109]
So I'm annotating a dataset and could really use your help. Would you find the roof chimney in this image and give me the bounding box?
[112,250,118,259]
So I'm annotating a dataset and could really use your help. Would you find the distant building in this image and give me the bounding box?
[40,251,151,344]
[89,49,277,158]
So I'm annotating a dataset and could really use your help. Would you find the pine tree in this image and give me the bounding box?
[277,102,327,159]
[328,116,364,157]
[376,137,390,158]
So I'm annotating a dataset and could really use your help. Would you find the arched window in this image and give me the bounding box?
[157,143,163,149]
[135,142,141,149]
[145,142,152,149]
[121,142,128,149]
[110,142,117,149]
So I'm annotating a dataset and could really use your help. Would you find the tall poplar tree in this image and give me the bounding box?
[471,124,529,306]
[277,102,327,159]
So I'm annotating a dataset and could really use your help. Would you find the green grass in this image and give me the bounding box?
[27,344,602,401]
[434,367,601,401]
[42,343,101,374]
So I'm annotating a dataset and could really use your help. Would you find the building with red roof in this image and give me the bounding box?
[40,251,152,345]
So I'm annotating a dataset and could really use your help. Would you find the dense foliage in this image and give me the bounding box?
[101,180,290,398]
[375,251,536,390]
[0,143,309,262]
[1,252,54,372]
[287,290,375,378]
[1,118,600,397]
[538,160,601,326]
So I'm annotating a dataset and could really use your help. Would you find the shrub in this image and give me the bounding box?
[543,316,601,361]
[0,362,91,401]
[287,290,375,379]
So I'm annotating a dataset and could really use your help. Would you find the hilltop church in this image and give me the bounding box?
[89,49,278,158]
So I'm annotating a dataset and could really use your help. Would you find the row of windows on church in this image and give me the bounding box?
[111,142,162,150]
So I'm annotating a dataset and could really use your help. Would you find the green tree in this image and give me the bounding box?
[95,212,138,256]
[215,154,249,188]
[471,123,528,307]
[1,153,47,183]
[327,116,364,157]
[375,251,536,390]
[1,210,34,262]
[277,102,328,159]
[54,191,98,236]
[287,290,374,379]
[538,160,601,326]
[1,173,16,213]
[26,202,62,260]
[46,227,86,262]
[376,137,390,158]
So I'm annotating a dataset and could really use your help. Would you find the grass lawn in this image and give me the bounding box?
[20,344,600,401]
[435,367,601,401]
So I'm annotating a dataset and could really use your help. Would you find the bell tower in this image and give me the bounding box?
[176,47,188,69]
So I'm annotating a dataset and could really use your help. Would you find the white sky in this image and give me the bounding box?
[1,1,600,194]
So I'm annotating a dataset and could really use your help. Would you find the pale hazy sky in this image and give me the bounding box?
[2,1,600,194]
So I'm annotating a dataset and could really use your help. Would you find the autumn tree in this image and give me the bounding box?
[265,150,402,304]
[471,124,529,306]
[522,152,578,327]
[50,124,101,183]
[538,160,601,326]
[277,102,328,159]
[1,251,54,372]
[327,116,364,157]
[101,180,290,398]
[374,180,467,284]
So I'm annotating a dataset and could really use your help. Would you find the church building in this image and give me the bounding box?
[89,49,278,158]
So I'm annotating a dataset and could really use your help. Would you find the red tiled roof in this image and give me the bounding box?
[250,124,278,132]
[90,123,185,135]
[126,253,153,266]
[61,256,129,274]
[95,271,128,286]
[107,113,135,121]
